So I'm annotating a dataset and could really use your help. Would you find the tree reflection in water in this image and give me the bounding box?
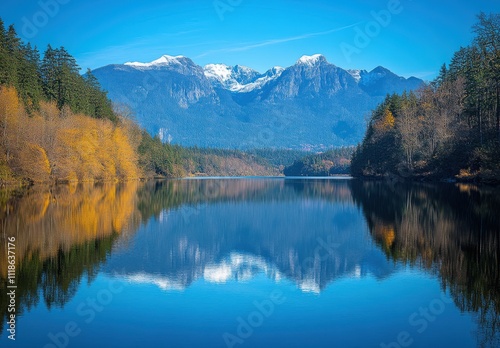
[350,180,500,347]
[0,183,141,335]
[1,179,499,346]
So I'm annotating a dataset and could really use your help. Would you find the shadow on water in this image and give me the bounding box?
[0,178,499,346]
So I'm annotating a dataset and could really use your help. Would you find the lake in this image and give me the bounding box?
[1,178,499,348]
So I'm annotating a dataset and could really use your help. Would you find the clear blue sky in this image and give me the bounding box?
[2,0,499,79]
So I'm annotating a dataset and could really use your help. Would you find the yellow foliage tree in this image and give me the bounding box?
[112,127,140,179]
[372,108,396,140]
[0,86,142,183]
[15,143,51,182]
[381,108,395,129]
[0,86,21,161]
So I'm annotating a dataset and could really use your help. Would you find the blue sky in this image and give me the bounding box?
[2,0,499,79]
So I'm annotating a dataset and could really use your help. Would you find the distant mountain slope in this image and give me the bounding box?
[93,54,424,150]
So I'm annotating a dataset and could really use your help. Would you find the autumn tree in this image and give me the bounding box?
[0,86,20,161]
[352,13,500,183]
[397,92,421,169]
[0,18,146,183]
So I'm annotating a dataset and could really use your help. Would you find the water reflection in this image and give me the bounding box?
[350,180,500,347]
[107,179,391,295]
[0,183,141,335]
[1,178,499,346]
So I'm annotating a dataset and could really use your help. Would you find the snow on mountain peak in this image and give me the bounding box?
[347,69,363,83]
[271,66,285,74]
[203,63,233,82]
[124,55,186,68]
[233,65,254,74]
[203,63,281,93]
[297,54,325,66]
[237,68,284,93]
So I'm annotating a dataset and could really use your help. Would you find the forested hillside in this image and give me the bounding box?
[0,18,145,184]
[284,148,354,176]
[351,13,500,184]
[0,19,288,184]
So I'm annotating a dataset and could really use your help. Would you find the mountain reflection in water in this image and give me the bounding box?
[0,178,499,347]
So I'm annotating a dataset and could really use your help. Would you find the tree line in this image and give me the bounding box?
[0,18,284,183]
[351,13,500,184]
[284,147,354,176]
[0,18,115,120]
[0,18,148,183]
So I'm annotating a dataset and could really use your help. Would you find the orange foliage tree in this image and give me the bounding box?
[0,86,21,161]
[0,86,143,183]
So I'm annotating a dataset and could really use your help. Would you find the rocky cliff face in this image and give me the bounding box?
[93,54,424,149]
[260,55,360,100]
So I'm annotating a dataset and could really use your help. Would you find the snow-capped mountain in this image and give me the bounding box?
[296,53,326,67]
[92,54,423,149]
[236,66,285,93]
[347,69,363,82]
[203,63,284,92]
[258,54,361,101]
[124,54,204,77]
[125,54,187,68]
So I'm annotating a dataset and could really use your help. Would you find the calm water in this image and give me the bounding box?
[1,178,499,348]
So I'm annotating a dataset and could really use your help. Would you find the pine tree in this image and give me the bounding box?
[83,69,116,121]
[434,63,448,87]
[54,47,79,110]
[0,24,19,87]
[473,12,500,142]
[0,18,8,85]
[41,45,58,101]
[18,43,43,111]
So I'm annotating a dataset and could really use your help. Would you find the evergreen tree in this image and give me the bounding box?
[473,12,500,142]
[0,24,19,87]
[83,69,116,121]
[41,44,58,101]
[434,63,448,87]
[0,18,8,85]
[18,43,43,111]
[352,13,500,183]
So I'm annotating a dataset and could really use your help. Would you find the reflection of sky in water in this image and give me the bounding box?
[104,194,395,295]
[1,178,498,348]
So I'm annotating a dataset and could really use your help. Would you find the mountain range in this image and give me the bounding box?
[93,54,423,150]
